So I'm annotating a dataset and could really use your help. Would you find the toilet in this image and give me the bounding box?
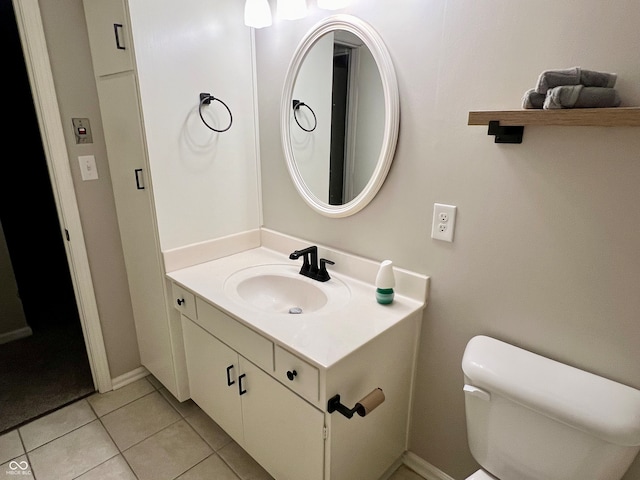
[462,335,640,480]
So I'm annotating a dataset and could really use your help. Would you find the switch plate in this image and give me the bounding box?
[72,118,93,144]
[431,203,457,242]
[79,155,99,181]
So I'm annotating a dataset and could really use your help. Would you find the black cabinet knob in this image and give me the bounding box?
[176,298,184,306]
[286,370,297,381]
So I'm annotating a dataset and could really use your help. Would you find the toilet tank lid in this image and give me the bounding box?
[462,335,640,446]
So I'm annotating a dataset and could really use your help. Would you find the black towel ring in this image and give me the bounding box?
[199,92,233,133]
[293,99,317,132]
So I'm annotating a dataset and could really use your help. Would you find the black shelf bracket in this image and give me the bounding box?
[487,121,524,144]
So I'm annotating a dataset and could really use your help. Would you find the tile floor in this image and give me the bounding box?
[1,375,424,480]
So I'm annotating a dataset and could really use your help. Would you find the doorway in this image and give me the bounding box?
[0,0,95,434]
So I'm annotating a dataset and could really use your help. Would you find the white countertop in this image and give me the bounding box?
[167,246,426,369]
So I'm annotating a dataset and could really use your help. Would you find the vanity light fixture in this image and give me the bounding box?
[317,0,349,10]
[244,0,272,28]
[277,0,308,20]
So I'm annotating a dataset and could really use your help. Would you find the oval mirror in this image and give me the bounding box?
[281,15,399,217]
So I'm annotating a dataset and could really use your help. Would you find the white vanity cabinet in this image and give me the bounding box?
[169,252,425,480]
[83,0,187,399]
[181,298,325,480]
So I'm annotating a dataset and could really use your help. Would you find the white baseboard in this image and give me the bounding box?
[402,451,456,480]
[0,326,33,345]
[378,456,405,480]
[111,366,149,390]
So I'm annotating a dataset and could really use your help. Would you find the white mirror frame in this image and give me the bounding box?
[281,14,399,218]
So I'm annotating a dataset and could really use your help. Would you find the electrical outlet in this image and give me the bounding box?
[431,203,457,242]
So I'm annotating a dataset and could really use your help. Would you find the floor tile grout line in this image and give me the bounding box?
[25,416,119,480]
[170,451,242,480]
[215,452,250,480]
[93,376,271,480]
[16,428,37,480]
[152,380,269,480]
[9,376,257,480]
[19,399,98,454]
[130,384,243,480]
[182,413,234,452]
[73,375,157,479]
[117,415,185,453]
[87,378,158,418]
[175,413,239,478]
[94,406,141,480]
[68,451,122,480]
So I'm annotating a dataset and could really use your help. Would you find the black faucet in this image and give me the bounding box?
[289,246,334,282]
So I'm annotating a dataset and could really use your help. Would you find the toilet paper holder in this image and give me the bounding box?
[327,388,385,419]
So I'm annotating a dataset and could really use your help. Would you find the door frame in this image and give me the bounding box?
[13,0,112,392]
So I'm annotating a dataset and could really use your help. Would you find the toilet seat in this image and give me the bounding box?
[465,469,499,480]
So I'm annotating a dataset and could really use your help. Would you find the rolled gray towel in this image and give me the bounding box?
[543,85,621,109]
[580,69,617,89]
[522,88,546,109]
[535,67,581,94]
[535,67,618,94]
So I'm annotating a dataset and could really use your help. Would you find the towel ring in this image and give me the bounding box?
[199,92,233,132]
[293,99,317,132]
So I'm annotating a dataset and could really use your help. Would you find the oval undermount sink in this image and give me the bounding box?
[223,264,350,315]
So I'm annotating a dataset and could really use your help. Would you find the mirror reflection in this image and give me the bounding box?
[290,30,384,206]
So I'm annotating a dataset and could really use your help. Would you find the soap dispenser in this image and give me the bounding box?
[375,260,395,305]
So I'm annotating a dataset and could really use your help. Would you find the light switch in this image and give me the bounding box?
[79,155,99,181]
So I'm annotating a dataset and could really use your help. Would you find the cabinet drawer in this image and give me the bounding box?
[195,298,273,371]
[275,345,319,402]
[83,0,134,76]
[171,283,197,319]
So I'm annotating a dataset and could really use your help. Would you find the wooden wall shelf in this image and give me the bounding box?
[468,107,640,143]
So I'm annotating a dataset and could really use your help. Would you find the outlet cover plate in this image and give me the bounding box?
[431,203,456,242]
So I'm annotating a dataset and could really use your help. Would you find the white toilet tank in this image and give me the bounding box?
[462,335,640,480]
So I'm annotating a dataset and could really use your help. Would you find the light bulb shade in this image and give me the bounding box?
[317,0,349,10]
[277,0,308,20]
[244,0,272,28]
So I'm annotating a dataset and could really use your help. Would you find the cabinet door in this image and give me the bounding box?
[83,0,134,76]
[241,358,325,480]
[96,72,175,391]
[182,317,243,443]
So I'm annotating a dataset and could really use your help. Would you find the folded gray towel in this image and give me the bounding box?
[522,88,546,109]
[535,67,617,94]
[543,85,621,109]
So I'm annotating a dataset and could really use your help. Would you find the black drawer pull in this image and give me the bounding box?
[226,365,235,386]
[134,169,145,190]
[238,373,247,395]
[114,23,126,50]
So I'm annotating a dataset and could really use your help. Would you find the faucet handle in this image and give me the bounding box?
[317,258,335,282]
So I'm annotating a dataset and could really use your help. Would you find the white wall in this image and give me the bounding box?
[256,1,640,479]
[128,0,261,251]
